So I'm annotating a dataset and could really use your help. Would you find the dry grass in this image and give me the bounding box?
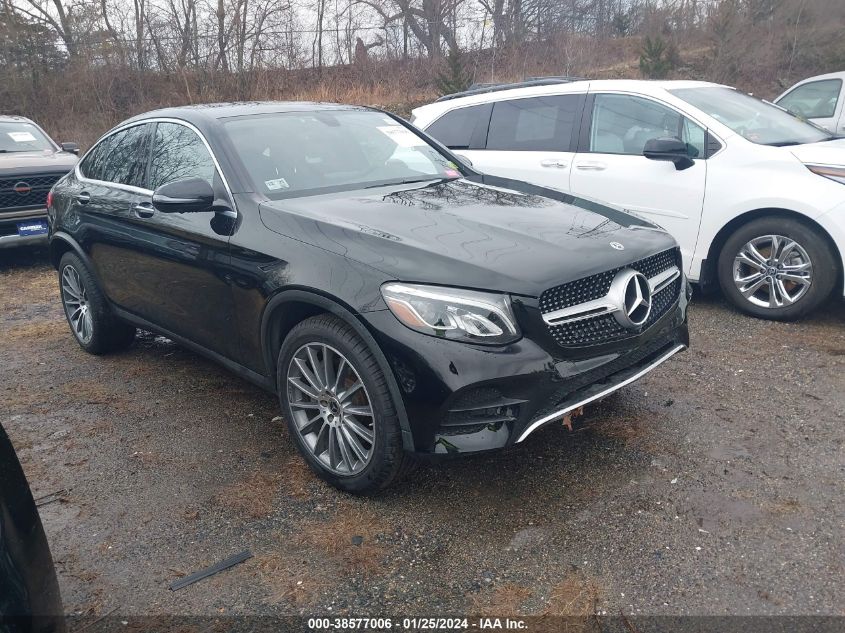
[542,573,602,616]
[215,471,282,519]
[0,319,64,341]
[468,583,533,616]
[277,454,320,500]
[256,549,331,606]
[295,506,388,576]
[0,268,58,313]
[587,413,647,446]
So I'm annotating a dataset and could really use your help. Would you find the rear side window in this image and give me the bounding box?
[777,79,842,119]
[79,124,150,187]
[425,103,491,149]
[486,95,581,151]
[149,122,216,190]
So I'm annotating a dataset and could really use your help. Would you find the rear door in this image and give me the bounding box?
[569,93,708,271]
[775,78,843,134]
[472,94,583,190]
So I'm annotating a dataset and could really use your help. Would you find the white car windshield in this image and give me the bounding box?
[670,86,834,146]
[0,121,55,153]
[223,110,463,199]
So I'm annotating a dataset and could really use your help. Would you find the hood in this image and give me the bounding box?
[0,150,78,175]
[789,138,845,167]
[258,178,677,298]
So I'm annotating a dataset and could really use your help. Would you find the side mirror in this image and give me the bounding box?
[61,142,79,155]
[453,152,473,168]
[643,137,694,171]
[152,178,215,214]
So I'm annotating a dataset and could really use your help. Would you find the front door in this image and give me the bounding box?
[569,93,708,271]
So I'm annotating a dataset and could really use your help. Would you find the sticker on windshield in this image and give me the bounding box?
[265,178,289,190]
[377,126,426,148]
[8,132,36,143]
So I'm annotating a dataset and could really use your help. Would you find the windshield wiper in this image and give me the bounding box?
[363,176,457,189]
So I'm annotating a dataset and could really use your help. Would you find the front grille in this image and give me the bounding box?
[0,173,63,211]
[540,248,681,348]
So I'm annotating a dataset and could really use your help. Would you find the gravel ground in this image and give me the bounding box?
[1,247,843,618]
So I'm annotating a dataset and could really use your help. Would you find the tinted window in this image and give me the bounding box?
[486,95,581,151]
[149,122,216,190]
[425,104,490,149]
[79,124,150,186]
[589,94,704,157]
[224,111,461,199]
[777,79,841,119]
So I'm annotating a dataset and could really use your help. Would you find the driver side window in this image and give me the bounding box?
[589,94,706,158]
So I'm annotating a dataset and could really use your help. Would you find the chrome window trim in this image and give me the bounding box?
[74,117,237,215]
[516,343,686,443]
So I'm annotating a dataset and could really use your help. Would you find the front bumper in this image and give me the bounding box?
[363,288,690,455]
[0,208,48,249]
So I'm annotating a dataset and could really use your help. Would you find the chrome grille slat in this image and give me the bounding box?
[540,248,682,347]
[0,172,63,212]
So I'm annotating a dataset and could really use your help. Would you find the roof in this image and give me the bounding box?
[0,115,35,123]
[419,79,726,114]
[124,101,370,125]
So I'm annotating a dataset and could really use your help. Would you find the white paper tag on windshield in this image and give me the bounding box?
[265,178,289,190]
[8,132,36,143]
[377,126,425,148]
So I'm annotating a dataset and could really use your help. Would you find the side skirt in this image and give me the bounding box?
[112,307,276,394]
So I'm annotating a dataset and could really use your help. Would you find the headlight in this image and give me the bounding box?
[807,164,845,185]
[381,283,520,345]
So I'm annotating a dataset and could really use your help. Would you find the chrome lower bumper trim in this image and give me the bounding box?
[515,343,687,443]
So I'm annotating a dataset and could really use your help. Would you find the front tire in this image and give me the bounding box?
[59,252,136,354]
[718,217,837,320]
[277,314,411,494]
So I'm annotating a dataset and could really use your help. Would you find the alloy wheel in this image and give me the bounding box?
[61,265,94,344]
[732,234,813,309]
[286,343,376,476]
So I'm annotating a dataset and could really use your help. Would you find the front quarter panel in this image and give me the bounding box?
[692,143,845,282]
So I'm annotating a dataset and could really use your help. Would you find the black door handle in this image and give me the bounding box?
[76,191,90,205]
[133,203,155,219]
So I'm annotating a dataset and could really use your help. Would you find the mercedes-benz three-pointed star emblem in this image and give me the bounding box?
[609,269,652,329]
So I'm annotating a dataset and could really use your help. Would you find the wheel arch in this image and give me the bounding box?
[701,208,843,292]
[260,289,415,451]
[49,232,85,270]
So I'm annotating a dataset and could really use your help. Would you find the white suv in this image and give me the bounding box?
[412,79,845,320]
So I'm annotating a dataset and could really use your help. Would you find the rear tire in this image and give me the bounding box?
[58,252,136,354]
[717,217,836,320]
[277,314,412,494]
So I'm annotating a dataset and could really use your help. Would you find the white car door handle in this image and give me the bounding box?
[540,159,568,169]
[575,161,607,171]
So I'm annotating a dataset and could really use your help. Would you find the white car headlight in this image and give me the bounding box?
[381,283,520,345]
[807,164,845,185]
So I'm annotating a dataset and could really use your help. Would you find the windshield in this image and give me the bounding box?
[0,121,55,152]
[670,86,833,146]
[224,110,463,198]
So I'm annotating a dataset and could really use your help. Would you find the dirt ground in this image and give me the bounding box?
[1,247,843,617]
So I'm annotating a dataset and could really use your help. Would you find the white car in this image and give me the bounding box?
[411,79,845,320]
[775,71,845,134]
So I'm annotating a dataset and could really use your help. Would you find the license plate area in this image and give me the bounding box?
[17,220,48,237]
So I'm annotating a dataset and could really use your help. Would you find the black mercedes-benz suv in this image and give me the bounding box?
[48,103,689,493]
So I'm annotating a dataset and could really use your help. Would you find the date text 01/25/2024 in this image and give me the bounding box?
[307,618,527,630]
